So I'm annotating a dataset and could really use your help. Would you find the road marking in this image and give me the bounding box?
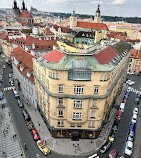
[4,87,13,91]
[129,87,141,94]
[36,153,41,158]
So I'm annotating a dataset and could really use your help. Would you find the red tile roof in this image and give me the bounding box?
[77,22,109,31]
[125,39,140,44]
[44,28,54,35]
[94,46,118,64]
[107,31,127,42]
[130,49,141,59]
[20,22,28,26]
[42,50,65,63]
[20,12,32,18]
[0,32,9,40]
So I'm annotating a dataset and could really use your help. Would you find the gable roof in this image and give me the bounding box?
[94,46,118,64]
[77,22,109,31]
[75,31,96,39]
[42,50,65,63]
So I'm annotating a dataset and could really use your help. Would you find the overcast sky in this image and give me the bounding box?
[1,0,141,17]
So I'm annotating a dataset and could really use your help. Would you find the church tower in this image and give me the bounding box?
[94,4,101,23]
[13,0,20,21]
[70,11,77,29]
[21,0,27,12]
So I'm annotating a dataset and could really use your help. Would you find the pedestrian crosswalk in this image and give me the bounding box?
[129,87,141,94]
[3,87,13,92]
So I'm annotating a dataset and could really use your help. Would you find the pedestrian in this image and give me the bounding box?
[38,123,40,126]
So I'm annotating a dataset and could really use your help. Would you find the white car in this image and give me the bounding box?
[127,72,134,75]
[124,141,133,156]
[3,65,6,69]
[11,81,14,86]
[9,74,12,78]
[126,80,135,86]
[133,108,138,115]
[131,114,137,123]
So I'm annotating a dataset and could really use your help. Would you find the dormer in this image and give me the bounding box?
[32,44,35,49]
[20,63,25,71]
[27,69,32,77]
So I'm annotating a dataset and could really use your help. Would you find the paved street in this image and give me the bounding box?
[98,74,141,158]
[0,54,141,158]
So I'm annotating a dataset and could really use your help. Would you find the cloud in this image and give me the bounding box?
[112,0,126,5]
[91,0,103,4]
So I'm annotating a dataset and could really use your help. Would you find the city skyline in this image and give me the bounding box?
[0,0,141,17]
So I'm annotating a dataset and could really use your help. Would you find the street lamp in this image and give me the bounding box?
[73,143,79,154]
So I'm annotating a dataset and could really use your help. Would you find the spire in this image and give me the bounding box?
[96,4,100,13]
[13,0,17,9]
[22,0,26,10]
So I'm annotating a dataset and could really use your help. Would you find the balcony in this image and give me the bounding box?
[68,69,91,81]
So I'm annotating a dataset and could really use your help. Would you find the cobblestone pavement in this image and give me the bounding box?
[0,105,24,158]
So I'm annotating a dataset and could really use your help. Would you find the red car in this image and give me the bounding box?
[32,129,39,140]
[123,99,127,105]
[12,87,16,92]
[116,110,122,121]
[107,149,117,158]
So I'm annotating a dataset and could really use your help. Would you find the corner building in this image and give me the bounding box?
[33,40,131,139]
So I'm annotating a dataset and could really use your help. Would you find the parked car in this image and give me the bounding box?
[9,78,13,83]
[116,110,122,122]
[107,149,117,158]
[125,91,130,96]
[32,129,39,141]
[9,73,12,78]
[109,131,116,142]
[12,87,16,92]
[11,81,14,86]
[112,124,118,131]
[119,103,125,112]
[127,130,134,142]
[133,107,138,115]
[26,120,34,131]
[127,72,134,75]
[17,100,23,108]
[123,99,127,105]
[134,98,140,104]
[127,87,131,92]
[131,114,137,123]
[137,93,141,99]
[37,140,50,155]
[124,141,133,156]
[13,90,19,98]
[130,123,136,131]
[0,75,3,84]
[3,65,6,69]
[124,95,128,100]
[126,80,135,86]
[99,141,112,154]
[23,110,30,121]
[0,92,4,100]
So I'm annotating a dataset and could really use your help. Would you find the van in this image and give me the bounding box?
[119,103,125,112]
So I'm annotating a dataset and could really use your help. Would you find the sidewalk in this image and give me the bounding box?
[0,104,24,158]
[20,93,118,157]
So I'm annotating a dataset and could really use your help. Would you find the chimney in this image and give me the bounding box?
[27,69,32,77]
[20,63,25,71]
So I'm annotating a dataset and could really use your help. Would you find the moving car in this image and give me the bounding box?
[127,130,134,142]
[107,149,117,158]
[134,98,140,104]
[17,100,23,108]
[99,141,112,154]
[124,141,133,156]
[11,81,14,86]
[130,123,136,131]
[126,80,135,86]
[32,129,39,141]
[0,92,4,100]
[37,140,50,155]
[116,110,122,122]
[23,110,30,121]
[131,114,137,123]
[133,107,138,115]
[137,93,141,99]
[3,65,6,69]
[9,74,12,78]
[12,87,16,92]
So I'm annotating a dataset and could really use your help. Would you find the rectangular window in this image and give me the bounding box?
[50,72,52,78]
[71,123,75,127]
[88,121,94,127]
[56,73,59,79]
[104,75,107,81]
[92,99,97,107]
[74,86,83,94]
[94,86,99,94]
[77,123,82,127]
[74,101,82,108]
[59,98,63,105]
[73,113,81,120]
[58,110,63,117]
[100,75,103,81]
[59,85,63,93]
[53,73,55,79]
[57,120,64,127]
[91,111,95,118]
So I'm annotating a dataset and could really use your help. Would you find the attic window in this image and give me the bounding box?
[112,59,116,64]
[82,33,85,36]
[131,54,133,56]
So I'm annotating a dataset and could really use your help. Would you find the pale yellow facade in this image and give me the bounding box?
[33,41,130,138]
[2,41,13,60]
